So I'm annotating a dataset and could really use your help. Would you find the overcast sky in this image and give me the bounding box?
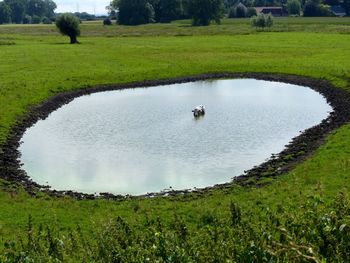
[55,0,111,15]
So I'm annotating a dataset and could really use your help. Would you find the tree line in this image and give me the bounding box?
[106,0,229,26]
[106,0,349,26]
[0,0,56,24]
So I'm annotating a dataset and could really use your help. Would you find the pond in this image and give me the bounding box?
[19,79,332,195]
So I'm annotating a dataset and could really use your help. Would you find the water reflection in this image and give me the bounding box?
[19,79,332,195]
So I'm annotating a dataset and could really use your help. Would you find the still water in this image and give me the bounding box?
[19,79,332,195]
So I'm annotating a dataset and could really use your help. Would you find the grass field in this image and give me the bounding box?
[1,18,350,261]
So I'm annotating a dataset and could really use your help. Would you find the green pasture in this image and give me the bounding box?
[1,17,350,261]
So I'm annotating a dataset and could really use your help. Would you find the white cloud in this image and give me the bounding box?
[55,0,111,15]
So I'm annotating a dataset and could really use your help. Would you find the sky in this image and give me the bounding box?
[55,0,111,15]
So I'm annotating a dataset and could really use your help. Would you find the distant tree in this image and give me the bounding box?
[303,0,318,16]
[23,14,32,23]
[103,17,112,25]
[225,0,240,8]
[43,0,56,19]
[246,6,257,16]
[303,0,332,16]
[155,0,183,23]
[0,1,11,24]
[117,0,155,25]
[32,14,41,23]
[5,0,25,23]
[251,12,273,29]
[344,0,350,15]
[188,0,224,26]
[228,6,235,17]
[287,0,301,15]
[55,13,81,44]
[42,16,52,23]
[254,0,266,6]
[27,0,46,17]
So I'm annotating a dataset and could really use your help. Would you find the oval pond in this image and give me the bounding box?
[19,79,332,195]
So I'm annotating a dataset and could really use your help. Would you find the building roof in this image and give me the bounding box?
[255,7,283,13]
[331,5,346,16]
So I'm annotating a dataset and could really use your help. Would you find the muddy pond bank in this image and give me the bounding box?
[1,73,350,200]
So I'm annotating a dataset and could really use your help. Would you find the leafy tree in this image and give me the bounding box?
[303,0,318,16]
[251,12,273,29]
[188,0,224,26]
[117,0,155,25]
[55,13,81,44]
[0,1,11,24]
[155,0,183,23]
[303,0,332,16]
[42,16,51,23]
[246,6,257,17]
[287,0,301,15]
[32,14,40,23]
[23,14,32,23]
[344,0,350,15]
[43,0,56,19]
[27,0,46,17]
[5,0,25,23]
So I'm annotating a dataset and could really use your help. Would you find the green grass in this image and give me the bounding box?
[1,18,350,261]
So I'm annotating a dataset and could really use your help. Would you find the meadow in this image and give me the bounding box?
[1,17,350,261]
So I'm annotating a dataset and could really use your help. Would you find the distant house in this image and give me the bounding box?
[255,7,288,16]
[331,5,346,17]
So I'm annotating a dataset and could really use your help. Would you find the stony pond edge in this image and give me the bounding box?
[1,73,350,200]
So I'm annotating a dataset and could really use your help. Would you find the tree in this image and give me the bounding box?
[344,0,350,16]
[117,0,155,25]
[0,2,11,24]
[303,0,332,16]
[23,14,32,23]
[188,0,224,26]
[5,0,25,23]
[251,12,273,30]
[287,0,301,15]
[42,16,52,23]
[27,0,46,17]
[32,14,40,23]
[43,0,56,19]
[155,0,183,22]
[246,6,257,17]
[55,13,81,44]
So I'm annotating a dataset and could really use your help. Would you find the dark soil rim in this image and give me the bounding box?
[1,72,350,200]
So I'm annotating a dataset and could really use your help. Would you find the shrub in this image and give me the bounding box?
[42,16,52,24]
[103,18,112,25]
[32,15,41,24]
[251,12,274,30]
[55,13,81,44]
[23,15,32,24]
[2,192,350,262]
